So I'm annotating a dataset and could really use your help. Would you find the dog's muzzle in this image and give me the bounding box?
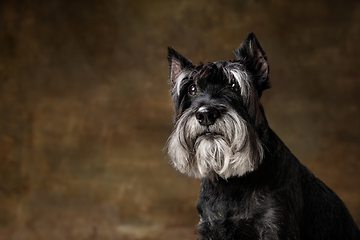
[167,105,263,179]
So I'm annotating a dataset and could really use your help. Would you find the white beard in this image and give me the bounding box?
[167,108,264,179]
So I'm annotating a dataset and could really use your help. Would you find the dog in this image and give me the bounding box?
[166,33,360,240]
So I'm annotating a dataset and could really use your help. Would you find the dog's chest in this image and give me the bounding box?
[196,179,280,239]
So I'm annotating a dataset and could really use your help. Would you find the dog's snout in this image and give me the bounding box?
[196,106,220,126]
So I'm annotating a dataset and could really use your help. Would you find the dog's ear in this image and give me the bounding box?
[234,33,270,94]
[167,47,193,85]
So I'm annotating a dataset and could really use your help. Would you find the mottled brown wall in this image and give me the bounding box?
[0,0,359,239]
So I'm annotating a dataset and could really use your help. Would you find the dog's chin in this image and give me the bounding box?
[194,133,232,178]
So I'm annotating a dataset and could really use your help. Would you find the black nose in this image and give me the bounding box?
[196,106,220,126]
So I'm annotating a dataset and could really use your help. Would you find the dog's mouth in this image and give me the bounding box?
[196,131,224,141]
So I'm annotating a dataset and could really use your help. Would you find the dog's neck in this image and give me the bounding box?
[203,127,294,189]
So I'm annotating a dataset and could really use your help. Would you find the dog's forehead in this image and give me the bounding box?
[190,61,244,84]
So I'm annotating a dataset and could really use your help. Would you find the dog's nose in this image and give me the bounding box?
[196,106,220,126]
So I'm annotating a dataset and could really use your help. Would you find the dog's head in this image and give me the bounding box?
[166,33,270,179]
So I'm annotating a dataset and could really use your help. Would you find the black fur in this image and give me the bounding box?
[196,131,360,239]
[166,32,360,239]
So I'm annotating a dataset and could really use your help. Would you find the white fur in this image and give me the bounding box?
[174,71,189,96]
[167,108,264,179]
[223,68,252,104]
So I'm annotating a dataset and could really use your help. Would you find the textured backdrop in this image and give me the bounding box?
[1,0,359,239]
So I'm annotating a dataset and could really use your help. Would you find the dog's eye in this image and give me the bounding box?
[188,84,197,96]
[230,81,240,92]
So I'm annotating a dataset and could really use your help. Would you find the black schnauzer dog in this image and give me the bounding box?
[166,33,360,240]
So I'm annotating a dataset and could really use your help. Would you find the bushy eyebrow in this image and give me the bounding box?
[172,71,191,96]
[223,67,252,103]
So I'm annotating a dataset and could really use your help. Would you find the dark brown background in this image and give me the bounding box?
[1,0,359,239]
